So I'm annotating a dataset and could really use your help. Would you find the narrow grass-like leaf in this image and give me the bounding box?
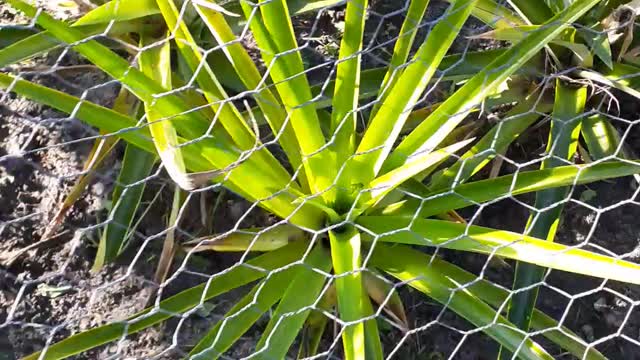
[73,0,159,26]
[6,1,251,163]
[363,271,408,330]
[386,0,600,171]
[506,81,586,355]
[213,0,347,24]
[0,21,143,68]
[189,265,300,359]
[0,73,244,198]
[0,73,235,183]
[507,0,554,24]
[200,49,246,93]
[388,0,598,174]
[154,0,295,188]
[288,0,345,13]
[581,114,625,159]
[371,244,606,360]
[352,0,477,185]
[183,225,304,252]
[370,243,554,360]
[77,87,150,273]
[330,0,367,169]
[329,226,366,360]
[370,0,430,118]
[445,0,524,28]
[304,48,542,112]
[92,144,156,271]
[579,24,613,69]
[42,134,118,240]
[0,26,38,48]
[432,252,606,360]
[23,241,307,360]
[359,216,640,285]
[0,0,156,68]
[379,161,640,218]
[152,0,248,145]
[361,290,384,360]
[402,77,536,137]
[253,244,331,360]
[472,25,593,67]
[363,138,474,210]
[298,285,335,359]
[240,0,334,200]
[153,186,184,284]
[578,63,640,99]
[5,1,215,142]
[428,91,553,191]
[0,73,154,151]
[80,0,347,28]
[298,315,330,359]
[0,0,359,70]
[138,31,196,190]
[362,123,483,209]
[194,4,303,178]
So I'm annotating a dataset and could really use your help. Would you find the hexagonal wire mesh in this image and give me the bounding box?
[2,0,640,359]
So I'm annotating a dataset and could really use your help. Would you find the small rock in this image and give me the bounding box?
[92,182,105,197]
[78,317,91,330]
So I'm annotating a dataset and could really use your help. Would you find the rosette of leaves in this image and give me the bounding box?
[1,0,640,359]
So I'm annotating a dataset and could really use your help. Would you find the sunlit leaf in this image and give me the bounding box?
[359,216,640,285]
[329,226,366,360]
[371,243,554,360]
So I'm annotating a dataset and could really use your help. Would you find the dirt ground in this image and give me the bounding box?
[2,1,640,359]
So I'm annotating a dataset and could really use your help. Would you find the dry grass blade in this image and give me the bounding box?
[153,187,184,285]
[41,135,117,241]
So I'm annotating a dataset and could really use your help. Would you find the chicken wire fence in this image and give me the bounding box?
[2,0,640,359]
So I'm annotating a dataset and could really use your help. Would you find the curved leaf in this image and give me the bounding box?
[380,161,640,218]
[154,0,295,189]
[362,138,474,211]
[240,0,334,199]
[358,216,640,285]
[581,114,625,160]
[370,243,554,360]
[370,244,605,360]
[74,0,159,26]
[194,4,303,179]
[92,144,155,270]
[578,63,640,100]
